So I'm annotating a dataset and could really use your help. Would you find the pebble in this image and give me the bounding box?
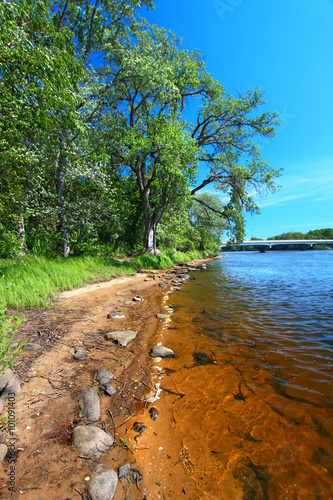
[156,313,169,319]
[150,345,175,358]
[96,369,114,386]
[107,312,125,319]
[22,342,42,351]
[78,388,100,423]
[104,330,137,347]
[88,464,118,500]
[73,426,114,458]
[0,369,20,397]
[0,444,8,461]
[69,347,87,360]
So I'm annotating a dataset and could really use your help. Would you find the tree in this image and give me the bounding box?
[101,21,199,254]
[101,20,281,252]
[190,83,282,242]
[0,0,84,257]
[189,193,226,251]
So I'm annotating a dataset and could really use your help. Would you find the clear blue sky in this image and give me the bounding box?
[143,0,333,239]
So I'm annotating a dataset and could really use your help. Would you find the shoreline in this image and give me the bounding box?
[0,257,217,499]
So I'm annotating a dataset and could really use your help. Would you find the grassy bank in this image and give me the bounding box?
[0,250,211,311]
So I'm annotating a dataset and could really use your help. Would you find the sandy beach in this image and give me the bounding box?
[0,260,212,499]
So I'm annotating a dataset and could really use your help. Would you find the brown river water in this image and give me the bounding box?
[129,252,333,499]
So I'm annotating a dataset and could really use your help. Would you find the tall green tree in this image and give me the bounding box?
[0,0,84,257]
[101,20,281,252]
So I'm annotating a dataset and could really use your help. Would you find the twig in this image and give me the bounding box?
[114,415,132,429]
[107,409,116,439]
[113,382,126,402]
[78,455,94,460]
[75,488,85,499]
[119,438,134,454]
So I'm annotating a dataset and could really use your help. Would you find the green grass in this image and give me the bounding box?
[0,250,215,311]
[0,255,137,310]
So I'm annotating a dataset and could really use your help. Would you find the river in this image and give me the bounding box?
[137,251,333,499]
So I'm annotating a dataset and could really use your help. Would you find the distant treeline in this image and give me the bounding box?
[223,228,333,251]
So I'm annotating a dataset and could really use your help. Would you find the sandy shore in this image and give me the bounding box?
[0,259,213,499]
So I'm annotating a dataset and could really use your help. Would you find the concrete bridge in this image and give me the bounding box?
[221,239,333,252]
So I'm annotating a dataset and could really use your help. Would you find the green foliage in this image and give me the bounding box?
[0,0,280,258]
[269,229,333,240]
[0,310,26,375]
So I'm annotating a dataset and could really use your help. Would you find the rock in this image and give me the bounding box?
[101,383,116,396]
[0,444,8,462]
[88,464,118,500]
[198,263,207,269]
[132,295,144,302]
[104,331,137,347]
[118,463,132,481]
[118,463,142,486]
[78,388,100,423]
[96,369,114,386]
[149,407,159,421]
[150,345,175,358]
[69,347,87,360]
[0,369,20,398]
[73,426,114,458]
[22,342,42,351]
[107,312,125,319]
[117,299,134,306]
[0,400,3,415]
[156,313,168,319]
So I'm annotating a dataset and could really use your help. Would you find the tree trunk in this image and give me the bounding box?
[145,219,157,255]
[55,139,70,258]
[17,214,27,253]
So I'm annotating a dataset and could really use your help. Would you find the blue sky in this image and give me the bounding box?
[143,0,333,239]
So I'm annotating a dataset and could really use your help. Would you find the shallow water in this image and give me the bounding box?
[138,251,333,499]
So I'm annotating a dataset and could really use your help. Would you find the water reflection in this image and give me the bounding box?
[137,252,333,499]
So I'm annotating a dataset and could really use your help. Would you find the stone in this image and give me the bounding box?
[78,388,100,423]
[156,313,168,319]
[118,463,131,481]
[104,331,137,347]
[96,369,114,386]
[101,383,117,396]
[22,342,42,351]
[132,295,144,302]
[0,444,8,462]
[117,298,134,306]
[0,369,20,398]
[88,464,118,500]
[73,426,114,458]
[150,345,175,358]
[69,347,87,360]
[0,399,3,415]
[107,312,125,319]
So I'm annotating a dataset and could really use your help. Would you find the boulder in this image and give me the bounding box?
[104,331,137,347]
[73,426,114,458]
[150,345,175,358]
[0,369,20,398]
[69,347,87,360]
[78,388,100,423]
[88,464,118,500]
